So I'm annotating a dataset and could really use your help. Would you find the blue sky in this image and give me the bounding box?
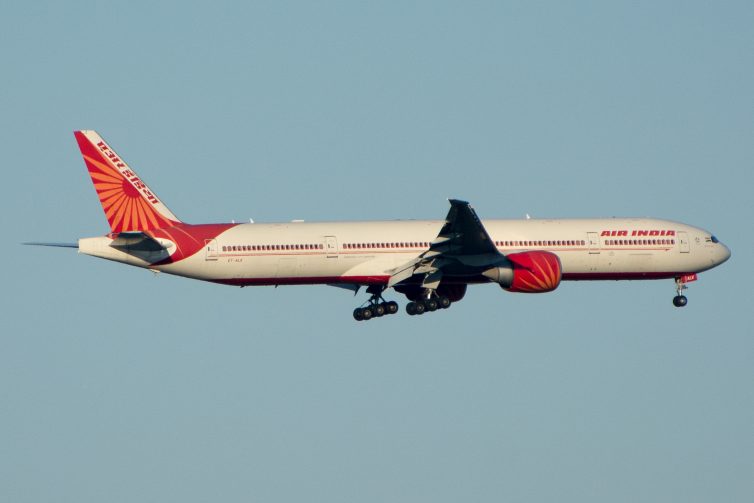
[2,1,752,502]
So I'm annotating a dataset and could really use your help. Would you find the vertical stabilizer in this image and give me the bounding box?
[74,130,181,233]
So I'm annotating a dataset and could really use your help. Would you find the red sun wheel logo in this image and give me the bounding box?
[85,154,174,232]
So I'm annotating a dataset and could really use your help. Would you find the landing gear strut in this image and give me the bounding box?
[405,289,452,316]
[673,277,689,307]
[353,286,399,321]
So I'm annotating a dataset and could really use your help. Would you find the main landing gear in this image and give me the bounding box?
[352,286,455,321]
[406,290,452,316]
[673,277,689,307]
[353,286,399,321]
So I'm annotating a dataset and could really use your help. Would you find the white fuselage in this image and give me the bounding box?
[79,217,731,287]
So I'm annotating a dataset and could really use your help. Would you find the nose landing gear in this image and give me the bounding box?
[352,286,455,320]
[673,276,692,307]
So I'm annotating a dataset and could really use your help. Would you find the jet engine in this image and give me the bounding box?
[483,251,562,293]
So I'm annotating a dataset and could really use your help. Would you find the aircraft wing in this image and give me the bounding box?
[387,199,506,289]
[433,199,500,255]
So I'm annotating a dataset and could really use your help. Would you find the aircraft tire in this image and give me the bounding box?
[438,296,451,309]
[386,301,399,314]
[426,298,438,311]
[414,301,426,315]
[353,308,364,321]
[673,295,688,307]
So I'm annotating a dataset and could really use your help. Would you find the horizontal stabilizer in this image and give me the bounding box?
[110,232,173,252]
[23,242,78,249]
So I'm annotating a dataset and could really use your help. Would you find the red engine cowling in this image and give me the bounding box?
[497,251,562,293]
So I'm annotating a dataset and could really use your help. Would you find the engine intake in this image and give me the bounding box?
[483,251,562,293]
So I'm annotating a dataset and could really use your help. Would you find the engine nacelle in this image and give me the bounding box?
[483,251,562,293]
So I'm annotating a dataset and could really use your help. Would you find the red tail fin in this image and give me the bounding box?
[74,130,181,233]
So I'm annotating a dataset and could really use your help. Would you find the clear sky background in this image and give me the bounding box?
[1,1,752,502]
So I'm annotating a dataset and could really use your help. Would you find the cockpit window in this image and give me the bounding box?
[711,235,719,243]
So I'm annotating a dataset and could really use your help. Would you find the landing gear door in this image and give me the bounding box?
[678,231,690,253]
[324,235,338,258]
[587,232,600,254]
[205,239,219,261]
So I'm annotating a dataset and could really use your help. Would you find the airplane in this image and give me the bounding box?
[27,130,731,320]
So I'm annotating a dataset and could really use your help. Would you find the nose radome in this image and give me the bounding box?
[720,243,731,263]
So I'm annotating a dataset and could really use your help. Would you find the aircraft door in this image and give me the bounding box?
[587,232,600,254]
[678,231,690,253]
[324,235,338,258]
[205,239,219,260]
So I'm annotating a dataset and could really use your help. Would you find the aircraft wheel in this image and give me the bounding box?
[373,303,386,317]
[353,308,364,321]
[425,298,438,311]
[673,295,688,307]
[361,306,374,320]
[414,301,426,315]
[386,301,399,314]
[438,296,451,309]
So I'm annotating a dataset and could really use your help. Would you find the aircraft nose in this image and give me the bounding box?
[718,243,731,264]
